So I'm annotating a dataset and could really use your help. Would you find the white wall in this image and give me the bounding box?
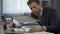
[3,0,31,15]
[0,0,3,16]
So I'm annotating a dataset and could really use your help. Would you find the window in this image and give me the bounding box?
[3,0,31,16]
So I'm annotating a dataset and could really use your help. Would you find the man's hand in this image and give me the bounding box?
[7,22,16,28]
[29,25,44,32]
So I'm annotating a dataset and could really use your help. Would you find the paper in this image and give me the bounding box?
[13,16,37,24]
[13,19,20,26]
[22,26,31,32]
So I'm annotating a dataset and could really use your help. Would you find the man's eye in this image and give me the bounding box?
[30,8,32,10]
[33,7,36,8]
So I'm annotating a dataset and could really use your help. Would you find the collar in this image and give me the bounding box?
[39,7,43,16]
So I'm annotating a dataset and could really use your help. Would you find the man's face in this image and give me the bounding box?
[28,2,42,15]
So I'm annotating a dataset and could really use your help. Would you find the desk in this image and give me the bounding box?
[24,32,54,34]
[0,25,5,34]
[5,16,54,34]
[5,28,54,34]
[5,31,54,34]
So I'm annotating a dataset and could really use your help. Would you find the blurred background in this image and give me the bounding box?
[0,0,60,18]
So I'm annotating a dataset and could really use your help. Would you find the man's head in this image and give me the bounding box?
[27,0,43,16]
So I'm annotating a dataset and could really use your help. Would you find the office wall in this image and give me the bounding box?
[3,0,31,14]
[54,0,60,18]
[3,0,31,17]
[0,0,3,16]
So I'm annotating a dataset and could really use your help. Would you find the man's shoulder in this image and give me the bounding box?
[43,7,56,14]
[42,7,57,17]
[44,7,56,11]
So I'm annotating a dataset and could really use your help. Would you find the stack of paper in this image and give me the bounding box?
[13,16,37,24]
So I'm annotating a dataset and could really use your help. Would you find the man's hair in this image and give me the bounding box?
[27,0,40,5]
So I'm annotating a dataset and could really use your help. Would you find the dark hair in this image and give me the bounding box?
[27,0,40,5]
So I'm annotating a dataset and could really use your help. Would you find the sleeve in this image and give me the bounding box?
[46,8,59,32]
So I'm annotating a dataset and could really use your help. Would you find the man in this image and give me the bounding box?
[27,0,59,34]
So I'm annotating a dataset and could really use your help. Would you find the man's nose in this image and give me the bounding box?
[32,9,36,12]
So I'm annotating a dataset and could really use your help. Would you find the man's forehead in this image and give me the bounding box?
[29,2,39,5]
[28,2,39,7]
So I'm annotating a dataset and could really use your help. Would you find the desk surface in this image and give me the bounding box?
[24,32,54,34]
[5,32,54,34]
[0,25,5,34]
[5,28,54,34]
